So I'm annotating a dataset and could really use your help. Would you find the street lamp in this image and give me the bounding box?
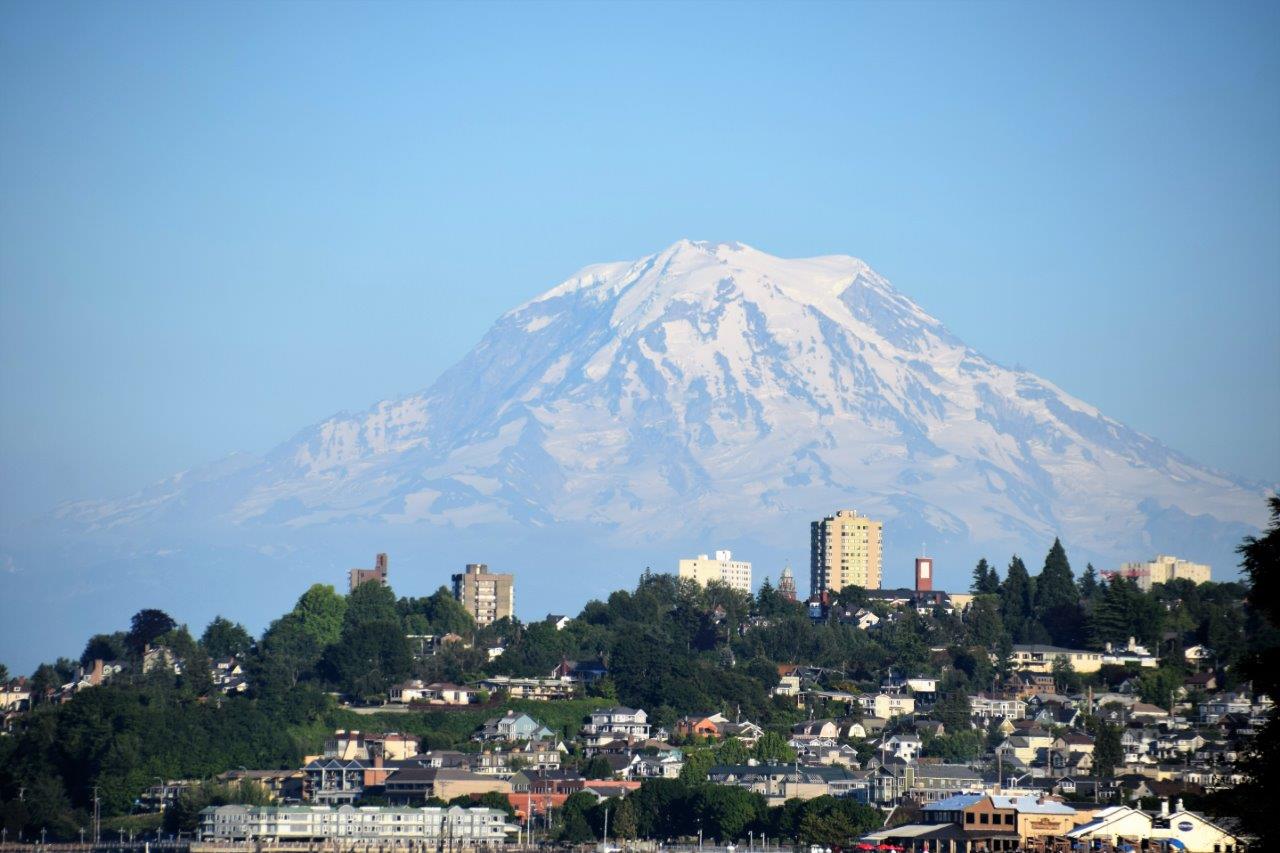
[749,831,754,852]
[81,828,87,845]
[41,828,48,845]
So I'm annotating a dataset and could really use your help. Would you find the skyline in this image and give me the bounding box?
[1,1,1278,528]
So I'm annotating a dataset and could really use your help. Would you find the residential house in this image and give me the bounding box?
[707,764,854,804]
[882,734,923,762]
[1009,644,1104,674]
[475,711,554,742]
[383,768,511,804]
[477,675,578,701]
[581,707,650,749]
[970,693,1025,721]
[859,692,916,719]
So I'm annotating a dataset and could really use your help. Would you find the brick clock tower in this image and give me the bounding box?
[915,556,934,593]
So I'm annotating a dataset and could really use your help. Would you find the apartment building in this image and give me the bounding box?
[677,550,752,593]
[349,553,389,593]
[451,564,514,627]
[199,804,514,844]
[810,510,883,594]
[1107,555,1211,592]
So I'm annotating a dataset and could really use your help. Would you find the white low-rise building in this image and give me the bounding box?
[1067,803,1241,853]
[678,550,752,594]
[200,804,515,844]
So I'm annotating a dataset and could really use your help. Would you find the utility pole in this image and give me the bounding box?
[93,785,102,845]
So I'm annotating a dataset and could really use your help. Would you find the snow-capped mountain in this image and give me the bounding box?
[46,239,1267,570]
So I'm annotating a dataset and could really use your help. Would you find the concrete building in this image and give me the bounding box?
[810,510,884,594]
[778,566,797,600]
[1107,555,1211,592]
[349,553,389,593]
[451,564,514,627]
[199,804,515,844]
[677,550,752,593]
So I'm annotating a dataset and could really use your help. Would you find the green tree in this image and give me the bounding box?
[716,737,751,765]
[200,616,254,659]
[971,558,999,594]
[1138,666,1184,711]
[80,633,127,667]
[754,731,797,763]
[932,691,972,731]
[322,620,412,699]
[1078,563,1099,599]
[253,614,322,691]
[126,609,176,656]
[1000,556,1033,640]
[1093,722,1123,777]
[581,756,615,779]
[1212,496,1280,848]
[293,584,347,647]
[343,582,399,631]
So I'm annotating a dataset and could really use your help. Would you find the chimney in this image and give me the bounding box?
[91,659,104,687]
[1160,799,1169,817]
[1176,798,1184,813]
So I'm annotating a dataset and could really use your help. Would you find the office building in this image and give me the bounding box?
[677,550,752,593]
[810,510,883,594]
[451,564,514,626]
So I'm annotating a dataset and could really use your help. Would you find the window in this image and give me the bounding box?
[980,814,989,825]
[1005,814,1014,825]
[966,813,975,825]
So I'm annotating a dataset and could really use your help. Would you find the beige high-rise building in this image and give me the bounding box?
[451,564,514,626]
[678,550,752,593]
[810,509,883,594]
[1110,555,1211,592]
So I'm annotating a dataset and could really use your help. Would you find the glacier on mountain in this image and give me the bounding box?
[4,239,1268,667]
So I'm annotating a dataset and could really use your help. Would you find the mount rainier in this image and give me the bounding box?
[4,239,1268,661]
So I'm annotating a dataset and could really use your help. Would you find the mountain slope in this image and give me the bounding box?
[47,239,1266,570]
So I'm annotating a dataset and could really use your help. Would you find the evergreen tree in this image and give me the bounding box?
[970,559,997,594]
[999,556,1032,640]
[1078,563,1099,599]
[1035,539,1084,647]
[1093,723,1123,777]
[1034,538,1078,611]
[1217,496,1280,848]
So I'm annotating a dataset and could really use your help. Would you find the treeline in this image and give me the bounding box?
[2,508,1278,842]
[552,781,881,846]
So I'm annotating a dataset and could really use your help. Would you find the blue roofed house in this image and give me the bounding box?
[475,711,554,743]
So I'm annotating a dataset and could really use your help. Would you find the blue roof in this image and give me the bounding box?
[923,794,984,811]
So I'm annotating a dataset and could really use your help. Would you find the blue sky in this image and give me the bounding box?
[1,0,1277,525]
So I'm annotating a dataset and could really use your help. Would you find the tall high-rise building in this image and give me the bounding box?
[349,553,389,593]
[810,510,883,594]
[677,550,752,593]
[778,566,797,601]
[451,563,515,626]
